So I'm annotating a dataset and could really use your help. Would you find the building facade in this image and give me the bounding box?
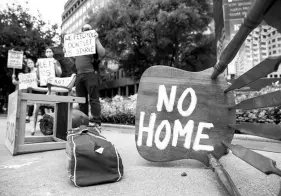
[61,0,111,34]
[235,25,281,78]
[61,0,139,98]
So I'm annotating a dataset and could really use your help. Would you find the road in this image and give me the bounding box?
[0,116,280,196]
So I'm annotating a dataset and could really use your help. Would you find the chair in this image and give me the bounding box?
[28,74,77,136]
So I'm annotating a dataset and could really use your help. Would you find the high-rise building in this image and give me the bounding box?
[235,25,281,78]
[61,0,111,34]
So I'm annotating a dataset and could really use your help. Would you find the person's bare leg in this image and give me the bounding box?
[31,103,40,136]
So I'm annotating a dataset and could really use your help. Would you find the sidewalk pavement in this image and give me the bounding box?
[0,116,281,196]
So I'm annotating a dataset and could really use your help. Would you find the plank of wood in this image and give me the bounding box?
[5,90,20,155]
[21,93,85,103]
[223,142,281,177]
[229,90,281,110]
[135,66,235,166]
[17,142,66,154]
[208,154,242,196]
[24,136,54,143]
[54,103,69,141]
[229,123,281,140]
[231,138,281,153]
[224,57,281,93]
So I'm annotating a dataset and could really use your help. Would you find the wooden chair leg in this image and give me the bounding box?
[31,103,40,136]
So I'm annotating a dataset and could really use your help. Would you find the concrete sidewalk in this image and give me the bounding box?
[0,116,281,196]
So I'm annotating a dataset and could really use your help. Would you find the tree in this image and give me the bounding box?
[0,3,59,94]
[88,0,216,80]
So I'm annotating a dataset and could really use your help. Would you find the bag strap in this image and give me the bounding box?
[69,125,101,136]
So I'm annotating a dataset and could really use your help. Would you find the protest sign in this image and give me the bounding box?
[37,58,56,86]
[135,66,235,166]
[47,77,72,87]
[18,73,37,89]
[64,30,98,57]
[7,50,23,69]
[5,91,18,154]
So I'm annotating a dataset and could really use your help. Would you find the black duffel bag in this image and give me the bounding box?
[66,126,124,187]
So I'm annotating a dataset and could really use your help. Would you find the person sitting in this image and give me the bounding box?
[30,47,62,135]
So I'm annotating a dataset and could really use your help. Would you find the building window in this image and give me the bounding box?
[273,50,277,54]
[278,37,281,41]
[275,74,278,78]
[273,39,276,42]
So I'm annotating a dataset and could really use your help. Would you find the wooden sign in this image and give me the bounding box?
[18,73,37,89]
[37,58,56,86]
[47,77,72,87]
[64,30,98,57]
[5,91,19,155]
[7,50,23,69]
[135,66,236,166]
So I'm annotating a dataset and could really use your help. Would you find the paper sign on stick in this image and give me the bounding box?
[7,50,23,69]
[18,73,37,89]
[37,58,56,86]
[64,30,98,57]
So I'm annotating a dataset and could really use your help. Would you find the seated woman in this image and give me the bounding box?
[30,47,62,135]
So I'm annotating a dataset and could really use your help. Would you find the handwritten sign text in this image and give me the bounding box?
[64,30,98,57]
[18,73,37,89]
[7,50,23,69]
[137,85,214,151]
[37,58,56,86]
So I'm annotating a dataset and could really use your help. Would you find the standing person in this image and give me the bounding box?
[69,24,105,130]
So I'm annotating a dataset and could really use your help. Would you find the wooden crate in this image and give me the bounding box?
[5,90,85,155]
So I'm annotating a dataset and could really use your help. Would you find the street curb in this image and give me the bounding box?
[101,123,281,143]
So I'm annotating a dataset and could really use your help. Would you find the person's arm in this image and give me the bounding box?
[96,38,105,57]
[54,59,62,77]
[12,74,19,85]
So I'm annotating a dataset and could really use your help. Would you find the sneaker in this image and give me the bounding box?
[89,122,102,134]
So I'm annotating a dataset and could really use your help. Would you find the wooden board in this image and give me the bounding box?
[135,66,236,166]
[5,91,19,155]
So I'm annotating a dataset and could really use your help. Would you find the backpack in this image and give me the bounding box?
[66,126,124,187]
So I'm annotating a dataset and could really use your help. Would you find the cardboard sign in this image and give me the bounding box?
[47,77,72,87]
[5,91,19,155]
[37,58,56,86]
[64,30,98,57]
[7,50,23,69]
[18,73,37,89]
[135,66,236,166]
